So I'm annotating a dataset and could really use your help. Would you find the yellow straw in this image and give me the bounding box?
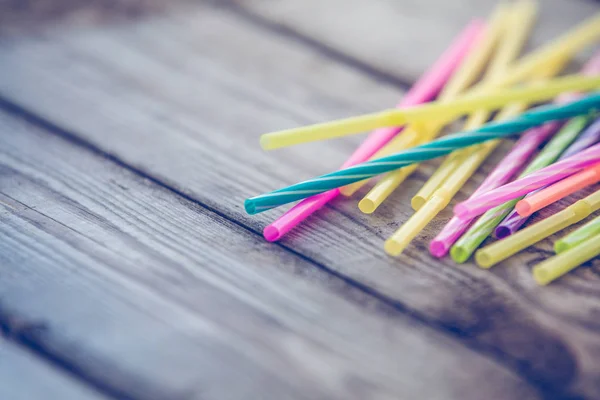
[476,189,600,269]
[260,12,600,150]
[364,1,536,215]
[533,233,600,285]
[412,0,538,210]
[340,3,510,197]
[261,74,600,150]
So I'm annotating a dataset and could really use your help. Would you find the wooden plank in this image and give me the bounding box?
[0,1,599,398]
[0,340,107,400]
[227,0,600,81]
[0,110,539,399]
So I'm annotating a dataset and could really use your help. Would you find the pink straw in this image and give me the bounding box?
[454,143,600,219]
[263,20,485,241]
[429,50,600,257]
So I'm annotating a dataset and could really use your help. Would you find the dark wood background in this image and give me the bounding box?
[1,0,600,399]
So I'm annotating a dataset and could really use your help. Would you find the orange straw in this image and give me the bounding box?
[516,162,600,217]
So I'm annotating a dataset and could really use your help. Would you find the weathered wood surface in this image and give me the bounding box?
[0,110,539,399]
[0,339,108,400]
[227,0,600,80]
[0,0,600,398]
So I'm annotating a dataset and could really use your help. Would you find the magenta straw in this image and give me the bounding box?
[430,50,600,257]
[454,143,600,219]
[262,20,485,241]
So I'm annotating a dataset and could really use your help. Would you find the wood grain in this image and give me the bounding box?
[227,0,600,81]
[0,109,540,399]
[0,339,108,400]
[1,0,599,398]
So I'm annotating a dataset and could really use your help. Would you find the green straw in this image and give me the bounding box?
[450,115,591,263]
[555,214,600,253]
[245,93,600,215]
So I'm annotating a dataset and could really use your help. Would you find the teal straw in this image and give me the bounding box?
[245,93,600,215]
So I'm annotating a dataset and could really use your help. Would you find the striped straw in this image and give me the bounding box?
[454,142,600,219]
[246,93,600,215]
[496,116,600,237]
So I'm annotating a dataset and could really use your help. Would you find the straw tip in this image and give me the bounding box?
[384,239,406,257]
[358,198,377,214]
[450,246,470,264]
[259,135,275,150]
[244,199,257,215]
[554,240,569,254]
[515,201,532,217]
[474,250,494,269]
[429,241,448,258]
[494,226,513,239]
[533,267,552,286]
[411,196,426,211]
[263,225,282,242]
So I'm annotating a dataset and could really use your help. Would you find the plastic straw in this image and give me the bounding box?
[247,94,600,215]
[259,21,484,242]
[261,13,600,150]
[432,51,600,258]
[339,6,509,198]
[475,189,600,268]
[260,75,600,150]
[516,163,600,217]
[498,116,600,235]
[359,2,533,212]
[454,140,600,220]
[555,213,600,253]
[533,233,600,285]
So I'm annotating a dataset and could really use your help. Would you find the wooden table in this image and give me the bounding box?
[1,1,600,399]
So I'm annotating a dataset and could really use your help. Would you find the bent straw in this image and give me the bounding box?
[516,162,600,217]
[260,21,484,242]
[260,74,600,150]
[246,94,600,214]
[533,233,600,285]
[555,213,600,253]
[454,140,600,220]
[341,4,511,198]
[433,52,600,258]
[450,115,591,262]
[410,1,538,211]
[474,188,600,269]
[498,115,600,235]
[359,2,533,213]
[260,13,600,150]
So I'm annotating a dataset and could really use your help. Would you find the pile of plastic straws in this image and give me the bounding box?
[245,1,600,286]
